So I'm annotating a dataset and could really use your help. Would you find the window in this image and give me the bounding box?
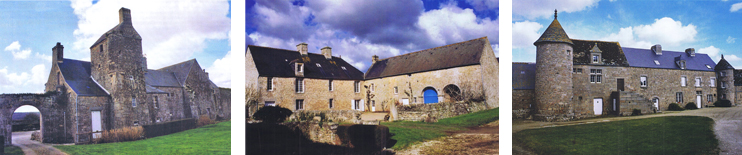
[654,60,660,65]
[521,71,526,74]
[370,83,374,92]
[372,100,375,108]
[354,81,360,93]
[296,63,303,72]
[265,101,275,106]
[706,64,712,69]
[590,69,602,83]
[695,77,702,87]
[341,66,347,70]
[316,63,321,67]
[708,94,714,103]
[722,82,727,89]
[329,99,333,108]
[266,77,273,91]
[676,92,683,103]
[722,94,727,99]
[295,100,304,110]
[99,45,103,52]
[592,55,599,63]
[295,78,304,93]
[132,96,137,107]
[154,96,159,109]
[710,78,716,87]
[573,68,582,73]
[721,71,727,77]
[57,72,61,85]
[354,100,361,110]
[640,76,647,87]
[328,80,333,91]
[394,86,399,94]
[681,76,687,87]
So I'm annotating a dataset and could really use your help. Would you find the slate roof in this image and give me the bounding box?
[157,59,197,84]
[623,48,715,71]
[145,70,181,87]
[534,16,573,46]
[513,63,536,89]
[247,45,364,80]
[365,37,487,79]
[571,39,628,66]
[716,55,735,71]
[58,59,109,96]
[145,85,169,94]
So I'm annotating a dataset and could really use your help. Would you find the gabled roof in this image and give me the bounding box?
[571,39,628,66]
[58,59,109,96]
[90,20,141,48]
[716,55,734,71]
[247,45,364,80]
[534,14,573,46]
[513,63,536,89]
[157,59,197,84]
[365,37,488,79]
[623,47,715,71]
[145,70,181,87]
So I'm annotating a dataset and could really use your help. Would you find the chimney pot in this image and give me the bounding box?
[297,43,308,55]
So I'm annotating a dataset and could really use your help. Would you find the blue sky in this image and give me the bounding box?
[246,0,499,72]
[2,0,231,112]
[513,0,742,68]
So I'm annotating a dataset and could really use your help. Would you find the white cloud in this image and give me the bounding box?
[29,64,46,85]
[35,53,52,62]
[731,2,742,12]
[70,0,230,69]
[465,0,498,11]
[418,3,499,46]
[513,0,600,19]
[206,50,233,88]
[633,17,697,46]
[4,41,32,59]
[728,36,736,43]
[512,21,543,50]
[698,46,721,60]
[601,27,653,48]
[0,64,47,93]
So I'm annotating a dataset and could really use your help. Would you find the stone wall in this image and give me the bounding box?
[74,95,111,144]
[394,101,489,121]
[282,122,341,145]
[290,110,361,122]
[0,93,69,145]
[147,87,185,123]
[480,39,499,108]
[257,76,364,111]
[512,89,534,119]
[534,42,574,122]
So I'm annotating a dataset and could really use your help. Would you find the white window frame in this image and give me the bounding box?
[295,78,304,93]
[640,76,647,87]
[592,55,599,63]
[354,81,360,93]
[654,60,660,65]
[394,86,399,94]
[370,83,375,92]
[295,100,304,110]
[722,82,727,89]
[710,77,716,87]
[265,101,276,107]
[590,69,602,83]
[676,92,683,103]
[707,94,714,103]
[267,77,274,91]
[296,63,304,72]
[695,77,702,87]
[132,97,137,107]
[681,76,687,87]
[721,71,726,77]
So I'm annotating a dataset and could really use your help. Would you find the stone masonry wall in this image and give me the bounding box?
[395,101,489,121]
[512,89,534,119]
[480,39,499,108]
[0,93,68,145]
[534,43,574,122]
[147,87,185,123]
[258,76,365,112]
[74,95,111,144]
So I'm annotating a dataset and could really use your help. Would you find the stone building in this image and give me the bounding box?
[247,37,498,119]
[0,7,232,144]
[514,12,721,121]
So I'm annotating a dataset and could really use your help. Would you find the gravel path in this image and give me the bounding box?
[12,131,67,155]
[397,121,499,155]
[513,106,742,155]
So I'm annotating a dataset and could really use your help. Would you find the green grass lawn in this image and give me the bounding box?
[381,108,498,150]
[55,121,230,155]
[4,146,23,155]
[515,116,718,155]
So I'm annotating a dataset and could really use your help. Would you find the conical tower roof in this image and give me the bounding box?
[534,10,573,46]
[716,54,735,70]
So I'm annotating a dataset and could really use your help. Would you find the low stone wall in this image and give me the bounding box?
[290,110,361,123]
[513,109,530,119]
[395,101,490,121]
[282,122,341,145]
[281,122,390,151]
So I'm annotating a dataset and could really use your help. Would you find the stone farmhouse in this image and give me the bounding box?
[513,12,730,122]
[0,8,230,145]
[246,37,498,119]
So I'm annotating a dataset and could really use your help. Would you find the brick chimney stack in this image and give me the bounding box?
[52,42,64,63]
[297,43,308,55]
[119,7,132,24]
[321,46,332,59]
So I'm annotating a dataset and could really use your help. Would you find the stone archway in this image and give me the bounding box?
[422,87,438,104]
[443,84,463,102]
[0,93,69,145]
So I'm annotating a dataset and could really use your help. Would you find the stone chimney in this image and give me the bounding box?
[651,44,662,55]
[686,48,696,57]
[372,55,379,64]
[52,42,64,63]
[297,43,308,55]
[119,7,132,24]
[321,46,332,59]
[141,57,147,71]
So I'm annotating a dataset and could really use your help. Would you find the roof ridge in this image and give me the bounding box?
[571,39,620,43]
[249,44,347,59]
[377,37,487,61]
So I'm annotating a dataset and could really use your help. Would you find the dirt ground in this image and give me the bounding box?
[397,120,499,155]
[12,131,67,155]
[512,106,742,155]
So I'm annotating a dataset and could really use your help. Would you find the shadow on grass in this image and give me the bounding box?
[246,123,394,155]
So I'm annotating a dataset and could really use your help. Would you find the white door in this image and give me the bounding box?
[696,95,702,108]
[402,99,409,105]
[91,111,102,138]
[594,98,603,115]
[653,98,659,110]
[371,101,376,112]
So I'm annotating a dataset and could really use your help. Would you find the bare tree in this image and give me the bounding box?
[245,85,261,118]
[364,85,375,112]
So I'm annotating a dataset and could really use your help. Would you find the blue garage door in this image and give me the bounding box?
[424,89,438,104]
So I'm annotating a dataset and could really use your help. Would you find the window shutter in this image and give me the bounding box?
[360,99,365,111]
[351,100,355,110]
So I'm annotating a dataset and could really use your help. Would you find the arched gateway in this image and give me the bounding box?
[0,92,69,145]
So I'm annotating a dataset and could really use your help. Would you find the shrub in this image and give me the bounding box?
[668,103,684,111]
[197,114,215,126]
[631,109,642,116]
[685,102,698,110]
[253,106,293,123]
[93,126,143,144]
[714,100,733,107]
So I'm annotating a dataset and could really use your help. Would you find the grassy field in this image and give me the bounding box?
[381,108,498,150]
[4,146,23,155]
[515,116,718,155]
[55,121,230,155]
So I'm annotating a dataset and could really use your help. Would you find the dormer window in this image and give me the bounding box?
[592,55,599,63]
[676,60,686,69]
[296,63,303,72]
[654,60,660,65]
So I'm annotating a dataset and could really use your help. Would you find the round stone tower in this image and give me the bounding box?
[715,54,735,105]
[533,10,574,121]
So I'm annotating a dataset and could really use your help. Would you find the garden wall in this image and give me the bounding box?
[281,122,390,150]
[395,101,490,121]
[290,110,361,122]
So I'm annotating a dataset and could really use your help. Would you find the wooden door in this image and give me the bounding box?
[617,79,625,91]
